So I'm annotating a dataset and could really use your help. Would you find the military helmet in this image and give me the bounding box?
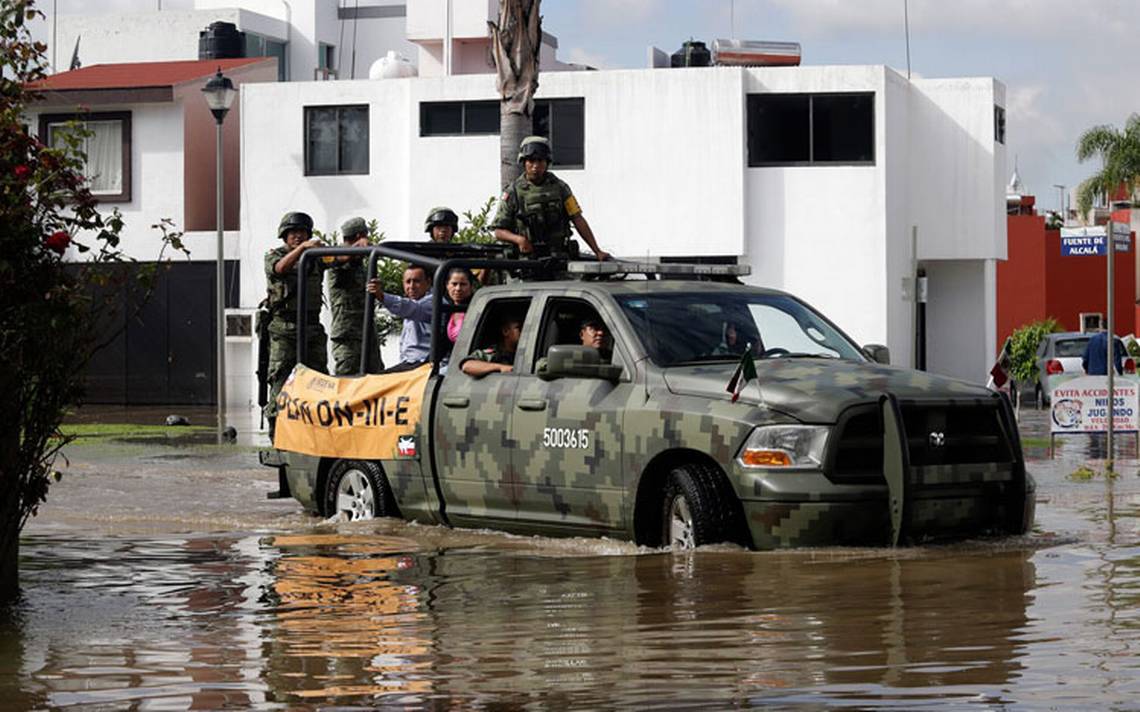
[278,211,314,240]
[517,135,552,163]
[340,216,368,239]
[424,206,459,233]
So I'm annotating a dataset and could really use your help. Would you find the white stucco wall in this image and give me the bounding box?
[239,62,1005,398]
[924,259,995,382]
[28,102,197,262]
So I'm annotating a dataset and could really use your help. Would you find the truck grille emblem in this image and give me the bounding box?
[928,431,945,448]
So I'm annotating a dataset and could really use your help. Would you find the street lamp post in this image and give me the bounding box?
[202,69,236,444]
[1053,183,1065,224]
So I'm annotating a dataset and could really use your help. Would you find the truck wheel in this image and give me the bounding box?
[324,459,396,521]
[660,463,741,550]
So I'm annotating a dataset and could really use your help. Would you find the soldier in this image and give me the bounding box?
[491,136,610,261]
[263,211,329,433]
[460,312,523,377]
[424,207,459,243]
[326,216,380,376]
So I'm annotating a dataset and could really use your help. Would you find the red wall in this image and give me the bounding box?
[998,213,1135,343]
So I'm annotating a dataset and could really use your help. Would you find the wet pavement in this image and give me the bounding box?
[0,406,1136,709]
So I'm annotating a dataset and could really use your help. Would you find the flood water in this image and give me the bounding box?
[2,408,1138,709]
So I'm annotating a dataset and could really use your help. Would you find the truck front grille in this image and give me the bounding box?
[827,400,1015,484]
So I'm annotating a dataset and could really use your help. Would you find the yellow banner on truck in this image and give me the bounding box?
[273,364,432,459]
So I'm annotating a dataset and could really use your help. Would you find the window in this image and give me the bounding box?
[534,98,585,169]
[420,100,499,136]
[747,92,874,166]
[419,98,587,168]
[40,111,131,202]
[534,297,617,372]
[304,105,369,176]
[994,105,1006,144]
[318,42,336,79]
[245,32,288,81]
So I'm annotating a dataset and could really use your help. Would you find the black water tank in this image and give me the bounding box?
[198,21,245,60]
[671,40,711,68]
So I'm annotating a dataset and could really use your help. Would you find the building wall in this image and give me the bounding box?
[181,59,278,232]
[997,214,1049,342]
[997,215,1136,343]
[29,101,190,261]
[925,260,992,382]
[238,63,1006,405]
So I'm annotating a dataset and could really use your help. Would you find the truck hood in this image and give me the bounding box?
[661,359,995,423]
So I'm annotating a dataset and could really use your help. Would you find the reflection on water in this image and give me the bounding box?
[1,529,1136,709]
[0,407,1135,708]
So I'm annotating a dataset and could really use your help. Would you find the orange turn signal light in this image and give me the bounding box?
[740,449,793,467]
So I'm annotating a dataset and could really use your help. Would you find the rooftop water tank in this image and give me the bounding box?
[198,21,245,60]
[670,40,711,68]
[713,39,801,67]
[369,51,417,79]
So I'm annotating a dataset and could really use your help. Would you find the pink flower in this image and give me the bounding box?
[44,230,70,255]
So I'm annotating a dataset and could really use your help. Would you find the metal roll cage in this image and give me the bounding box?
[295,242,562,376]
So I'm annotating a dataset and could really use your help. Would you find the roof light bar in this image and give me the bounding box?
[567,260,751,277]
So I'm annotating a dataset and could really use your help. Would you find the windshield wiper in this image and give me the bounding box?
[762,352,840,360]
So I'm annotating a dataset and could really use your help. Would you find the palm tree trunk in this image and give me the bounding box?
[500,109,532,188]
[490,0,541,189]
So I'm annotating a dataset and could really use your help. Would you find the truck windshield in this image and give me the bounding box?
[616,292,866,366]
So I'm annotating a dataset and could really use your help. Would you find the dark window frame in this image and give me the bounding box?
[994,105,1006,144]
[420,100,500,136]
[534,97,586,170]
[39,110,132,202]
[747,92,875,167]
[418,97,587,168]
[303,104,370,176]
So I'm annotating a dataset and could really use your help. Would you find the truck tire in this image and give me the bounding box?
[324,459,397,521]
[660,463,743,549]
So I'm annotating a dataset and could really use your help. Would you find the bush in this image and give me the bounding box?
[1008,318,1061,383]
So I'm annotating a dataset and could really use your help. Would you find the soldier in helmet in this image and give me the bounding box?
[326,216,380,376]
[491,135,609,261]
[424,207,459,243]
[263,211,330,433]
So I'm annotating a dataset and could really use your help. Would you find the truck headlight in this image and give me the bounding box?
[737,425,829,468]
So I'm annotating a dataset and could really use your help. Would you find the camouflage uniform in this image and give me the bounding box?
[490,171,581,258]
[327,217,380,376]
[264,244,328,423]
[462,345,515,366]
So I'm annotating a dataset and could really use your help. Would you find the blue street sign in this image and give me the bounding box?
[1061,234,1106,256]
[1112,221,1132,253]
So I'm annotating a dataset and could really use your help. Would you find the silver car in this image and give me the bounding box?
[1033,332,1089,407]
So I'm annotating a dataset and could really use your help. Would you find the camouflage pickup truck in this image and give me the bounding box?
[262,253,1034,549]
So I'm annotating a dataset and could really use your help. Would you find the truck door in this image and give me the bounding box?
[432,296,534,529]
[510,297,630,534]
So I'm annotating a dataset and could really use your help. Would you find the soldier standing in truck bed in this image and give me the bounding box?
[490,136,610,261]
[263,211,329,434]
[326,216,380,376]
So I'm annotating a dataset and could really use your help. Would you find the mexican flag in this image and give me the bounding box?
[726,349,758,403]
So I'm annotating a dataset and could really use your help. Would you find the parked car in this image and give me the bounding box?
[1033,331,1134,407]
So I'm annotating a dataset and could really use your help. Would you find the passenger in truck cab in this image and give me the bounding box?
[461,312,524,377]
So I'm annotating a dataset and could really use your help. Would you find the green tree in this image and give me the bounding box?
[0,1,184,600]
[1008,318,1061,383]
[454,196,498,245]
[1075,114,1140,217]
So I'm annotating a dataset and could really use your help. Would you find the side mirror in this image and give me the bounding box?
[863,343,890,365]
[539,345,623,382]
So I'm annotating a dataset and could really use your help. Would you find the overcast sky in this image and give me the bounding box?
[33,0,1135,211]
[540,0,1138,213]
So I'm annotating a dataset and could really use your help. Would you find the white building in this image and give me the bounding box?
[240,65,1006,402]
[31,1,1007,416]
